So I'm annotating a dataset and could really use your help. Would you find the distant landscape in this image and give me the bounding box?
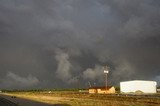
[1,89,160,106]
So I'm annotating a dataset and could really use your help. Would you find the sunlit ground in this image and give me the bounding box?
[2,91,160,106]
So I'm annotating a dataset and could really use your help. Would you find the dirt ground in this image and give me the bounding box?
[0,94,70,106]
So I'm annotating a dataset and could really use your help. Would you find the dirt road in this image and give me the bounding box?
[0,94,70,106]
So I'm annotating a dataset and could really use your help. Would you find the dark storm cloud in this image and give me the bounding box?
[1,72,39,89]
[0,0,160,89]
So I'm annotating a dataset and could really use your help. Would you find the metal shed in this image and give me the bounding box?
[120,80,157,93]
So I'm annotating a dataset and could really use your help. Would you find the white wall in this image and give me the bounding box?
[120,80,157,93]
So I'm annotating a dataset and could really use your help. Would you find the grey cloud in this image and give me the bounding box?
[1,72,39,89]
[83,65,104,81]
[155,76,160,85]
[55,49,72,82]
[0,0,160,89]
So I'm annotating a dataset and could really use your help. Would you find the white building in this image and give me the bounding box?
[120,80,157,93]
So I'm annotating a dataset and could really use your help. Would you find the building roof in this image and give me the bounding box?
[121,80,157,83]
[89,86,113,90]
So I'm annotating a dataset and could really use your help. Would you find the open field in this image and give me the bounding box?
[1,91,160,106]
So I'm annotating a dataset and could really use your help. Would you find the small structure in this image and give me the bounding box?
[120,80,157,93]
[89,86,115,94]
[88,65,115,94]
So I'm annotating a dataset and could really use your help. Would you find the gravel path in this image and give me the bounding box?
[0,97,17,106]
[0,94,70,106]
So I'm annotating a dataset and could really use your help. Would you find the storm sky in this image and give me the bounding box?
[0,0,160,89]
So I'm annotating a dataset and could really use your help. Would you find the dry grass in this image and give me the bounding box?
[3,91,160,106]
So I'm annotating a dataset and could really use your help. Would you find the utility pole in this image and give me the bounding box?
[88,81,91,87]
[104,65,109,89]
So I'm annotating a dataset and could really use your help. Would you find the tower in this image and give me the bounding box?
[104,65,109,89]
